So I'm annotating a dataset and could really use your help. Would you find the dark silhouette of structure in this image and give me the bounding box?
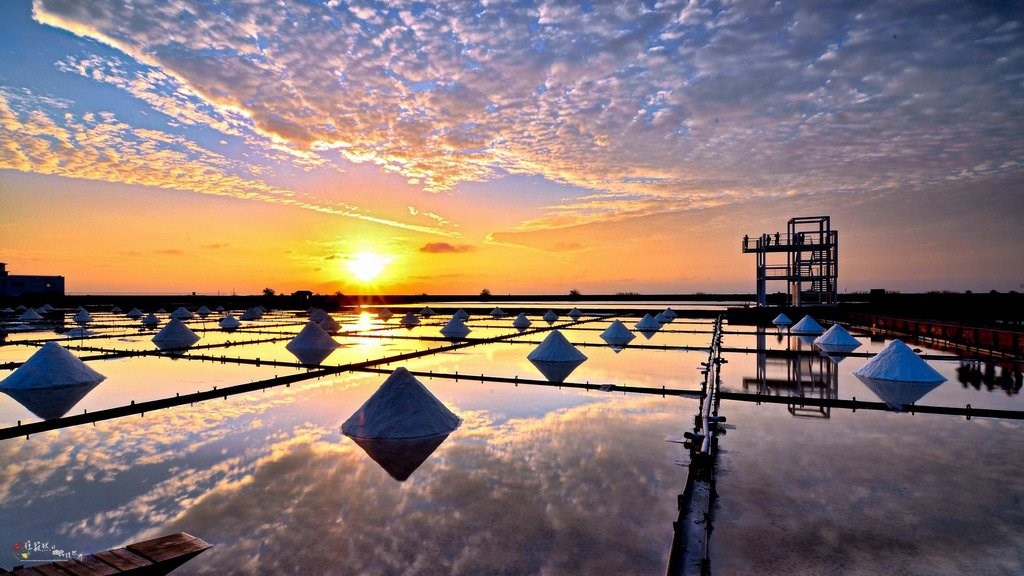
[741,216,838,307]
[0,262,64,298]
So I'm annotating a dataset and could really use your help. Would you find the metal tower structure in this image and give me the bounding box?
[741,216,838,307]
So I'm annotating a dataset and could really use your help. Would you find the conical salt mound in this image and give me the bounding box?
[489,307,506,318]
[310,308,329,323]
[454,309,469,321]
[73,310,93,324]
[41,303,54,312]
[853,339,946,383]
[111,306,122,313]
[662,307,678,320]
[378,308,393,321]
[142,313,160,327]
[2,307,13,314]
[126,308,143,319]
[790,315,824,335]
[772,313,792,326]
[342,367,460,440]
[528,330,587,363]
[287,322,340,353]
[440,317,471,339]
[568,307,583,320]
[815,324,860,348]
[419,306,435,317]
[0,342,106,390]
[19,309,43,321]
[319,315,342,334]
[15,305,27,312]
[513,313,531,329]
[171,307,194,320]
[542,310,558,323]
[219,315,241,330]
[400,312,420,327]
[635,313,662,331]
[600,320,636,348]
[286,322,340,364]
[655,312,669,324]
[240,307,262,320]
[152,318,200,349]
[196,305,212,318]
[156,308,167,313]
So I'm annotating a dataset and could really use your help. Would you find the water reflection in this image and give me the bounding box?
[956,361,1023,395]
[348,433,451,481]
[854,375,944,410]
[744,327,838,418]
[0,381,102,420]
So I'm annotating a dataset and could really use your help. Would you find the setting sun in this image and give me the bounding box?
[345,252,391,283]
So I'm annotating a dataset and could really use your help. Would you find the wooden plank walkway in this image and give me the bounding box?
[0,533,210,575]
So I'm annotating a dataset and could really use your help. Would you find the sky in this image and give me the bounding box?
[1,0,1022,295]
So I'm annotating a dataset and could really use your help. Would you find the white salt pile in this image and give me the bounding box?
[196,305,212,318]
[440,317,471,339]
[454,309,470,321]
[814,324,861,349]
[378,308,393,321]
[319,314,342,333]
[790,315,825,335]
[19,309,43,321]
[527,330,587,382]
[240,307,263,321]
[772,313,792,326]
[73,310,93,324]
[152,318,201,349]
[489,307,506,318]
[0,342,106,390]
[142,313,161,327]
[513,313,532,329]
[309,308,329,323]
[219,315,241,330]
[342,367,460,439]
[126,308,143,319]
[635,313,662,331]
[419,306,435,317]
[662,307,678,320]
[400,312,420,327]
[600,320,636,349]
[568,307,583,321]
[286,321,340,364]
[171,307,194,320]
[542,309,559,323]
[111,306,122,313]
[853,339,945,383]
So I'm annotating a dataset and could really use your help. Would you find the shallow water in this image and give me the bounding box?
[0,306,1021,574]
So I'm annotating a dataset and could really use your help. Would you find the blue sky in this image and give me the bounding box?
[1,0,1022,294]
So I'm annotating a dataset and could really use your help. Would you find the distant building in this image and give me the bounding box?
[0,262,65,298]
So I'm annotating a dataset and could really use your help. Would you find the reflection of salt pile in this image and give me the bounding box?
[528,330,587,382]
[543,310,559,323]
[152,318,201,349]
[600,320,636,351]
[853,339,946,410]
[219,315,241,330]
[568,307,583,321]
[790,315,824,335]
[378,308,393,321]
[772,313,792,327]
[171,307,194,320]
[64,327,97,338]
[286,321,341,365]
[513,313,531,329]
[400,312,420,327]
[0,342,106,419]
[440,317,471,339]
[348,435,452,482]
[142,313,160,328]
[342,367,460,439]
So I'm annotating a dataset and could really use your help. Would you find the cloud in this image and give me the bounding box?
[23,0,1024,227]
[418,242,475,254]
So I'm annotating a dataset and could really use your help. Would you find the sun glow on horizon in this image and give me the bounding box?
[345,251,392,283]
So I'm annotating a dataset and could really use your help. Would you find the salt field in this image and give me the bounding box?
[1,303,1022,575]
